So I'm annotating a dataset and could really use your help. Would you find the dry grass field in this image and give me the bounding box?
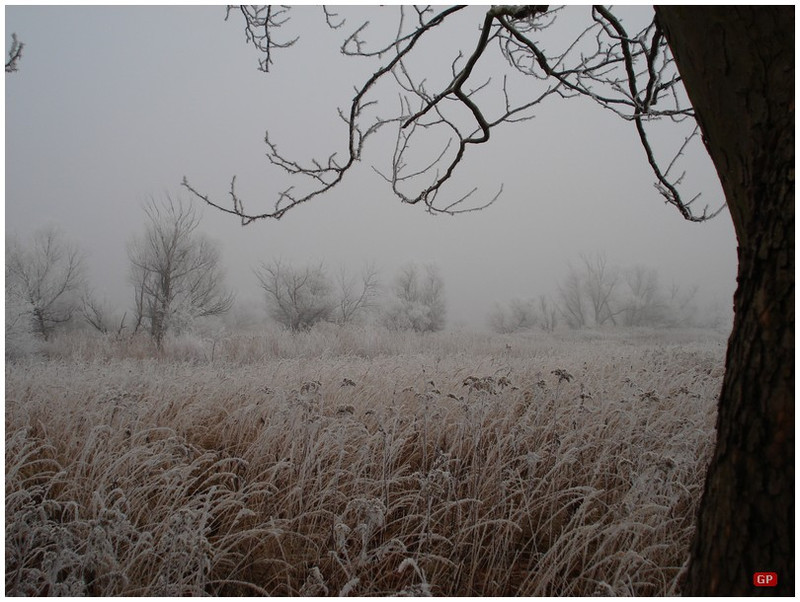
[5,326,726,596]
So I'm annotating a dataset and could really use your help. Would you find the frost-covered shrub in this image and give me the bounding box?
[5,286,41,359]
[6,228,85,348]
[161,332,211,362]
[487,298,538,334]
[381,263,446,333]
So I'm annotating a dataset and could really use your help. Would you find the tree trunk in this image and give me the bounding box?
[656,7,794,596]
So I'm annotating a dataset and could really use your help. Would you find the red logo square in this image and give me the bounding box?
[753,572,778,587]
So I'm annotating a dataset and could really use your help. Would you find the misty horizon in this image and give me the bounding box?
[6,5,738,331]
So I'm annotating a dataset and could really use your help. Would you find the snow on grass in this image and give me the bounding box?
[5,326,725,595]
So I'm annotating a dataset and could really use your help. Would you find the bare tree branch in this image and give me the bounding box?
[185,6,724,223]
[226,5,298,73]
[6,33,23,73]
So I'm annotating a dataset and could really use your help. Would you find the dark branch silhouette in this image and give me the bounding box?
[6,33,23,73]
[184,6,724,223]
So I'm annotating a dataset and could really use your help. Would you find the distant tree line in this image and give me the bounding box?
[5,195,452,357]
[488,252,710,334]
[7,197,728,358]
[255,258,445,333]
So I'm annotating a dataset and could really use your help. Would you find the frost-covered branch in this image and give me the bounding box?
[6,33,23,73]
[184,6,723,223]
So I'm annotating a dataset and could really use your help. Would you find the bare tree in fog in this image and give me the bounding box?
[81,293,128,337]
[558,254,702,329]
[6,228,85,341]
[558,253,626,329]
[334,263,380,325]
[255,259,335,331]
[128,196,234,348]
[580,253,621,327]
[489,295,558,334]
[184,6,793,595]
[620,265,666,327]
[488,298,537,334]
[666,281,699,328]
[557,266,586,330]
[538,295,558,332]
[382,263,446,333]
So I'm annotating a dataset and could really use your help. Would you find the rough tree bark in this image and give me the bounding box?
[657,7,794,596]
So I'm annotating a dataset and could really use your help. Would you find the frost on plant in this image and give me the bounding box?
[5,326,724,595]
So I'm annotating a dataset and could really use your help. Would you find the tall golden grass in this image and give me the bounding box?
[6,326,725,595]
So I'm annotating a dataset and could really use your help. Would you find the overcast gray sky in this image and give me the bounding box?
[5,5,738,327]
